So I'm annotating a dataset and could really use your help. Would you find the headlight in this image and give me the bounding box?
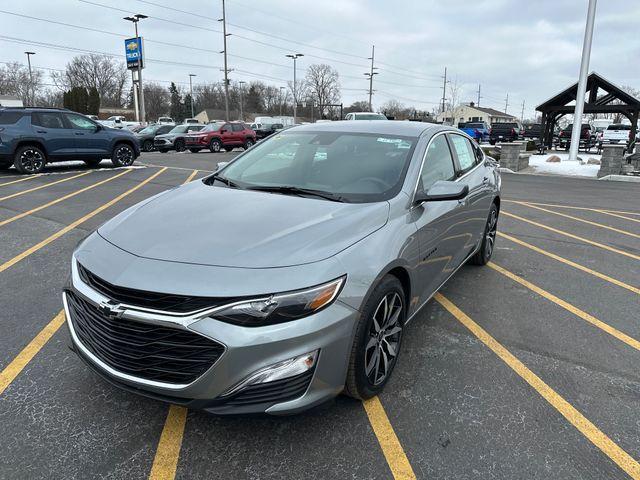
[211,276,345,326]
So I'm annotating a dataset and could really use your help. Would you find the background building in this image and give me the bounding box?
[437,102,517,126]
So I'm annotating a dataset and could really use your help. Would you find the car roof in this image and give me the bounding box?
[285,120,447,138]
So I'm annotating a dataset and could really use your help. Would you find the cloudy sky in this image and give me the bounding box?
[1,0,638,118]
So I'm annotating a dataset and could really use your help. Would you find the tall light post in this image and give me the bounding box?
[569,0,598,162]
[279,86,285,116]
[123,14,148,123]
[188,74,196,118]
[364,45,378,111]
[218,0,232,121]
[24,51,35,106]
[238,80,246,120]
[286,53,303,124]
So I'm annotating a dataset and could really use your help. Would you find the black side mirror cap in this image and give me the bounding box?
[415,180,469,204]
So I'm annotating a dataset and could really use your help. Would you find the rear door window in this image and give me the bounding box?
[419,134,456,191]
[32,112,66,129]
[0,111,25,124]
[449,134,476,173]
[231,124,243,132]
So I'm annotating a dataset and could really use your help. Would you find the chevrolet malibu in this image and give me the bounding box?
[64,121,500,415]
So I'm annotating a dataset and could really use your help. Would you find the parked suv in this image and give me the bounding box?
[0,107,140,174]
[135,123,175,152]
[154,124,204,152]
[489,122,520,144]
[185,121,256,153]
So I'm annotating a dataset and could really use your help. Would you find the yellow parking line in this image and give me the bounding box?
[0,311,65,396]
[503,211,640,261]
[0,175,40,188]
[149,405,188,480]
[0,167,167,274]
[512,201,640,240]
[183,170,198,184]
[434,293,640,480]
[0,171,91,202]
[363,396,416,480]
[497,232,640,295]
[487,262,640,352]
[503,199,640,217]
[0,169,132,228]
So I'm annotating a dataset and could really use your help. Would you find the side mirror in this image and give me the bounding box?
[95,124,103,131]
[220,128,228,134]
[215,161,229,171]
[415,180,469,204]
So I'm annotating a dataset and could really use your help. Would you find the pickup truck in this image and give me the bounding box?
[459,122,490,142]
[555,124,596,150]
[600,124,631,148]
[489,122,521,144]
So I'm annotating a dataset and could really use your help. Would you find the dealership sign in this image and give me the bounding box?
[125,37,144,69]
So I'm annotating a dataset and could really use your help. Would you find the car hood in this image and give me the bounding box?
[155,133,180,140]
[97,181,390,268]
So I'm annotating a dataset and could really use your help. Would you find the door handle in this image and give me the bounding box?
[482,177,490,185]
[75,132,85,136]
[36,130,47,133]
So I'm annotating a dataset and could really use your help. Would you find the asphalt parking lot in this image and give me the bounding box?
[1,151,639,479]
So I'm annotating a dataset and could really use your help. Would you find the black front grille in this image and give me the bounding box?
[223,369,314,406]
[77,262,236,313]
[66,290,225,384]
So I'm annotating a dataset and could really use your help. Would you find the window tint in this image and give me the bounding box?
[420,135,455,190]
[187,125,204,132]
[0,111,24,124]
[32,112,65,129]
[65,113,97,130]
[231,124,243,132]
[449,134,476,172]
[158,125,174,134]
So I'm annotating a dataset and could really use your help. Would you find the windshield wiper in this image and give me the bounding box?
[209,173,241,189]
[246,185,346,202]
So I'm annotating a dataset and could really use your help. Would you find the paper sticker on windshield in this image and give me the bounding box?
[377,138,411,149]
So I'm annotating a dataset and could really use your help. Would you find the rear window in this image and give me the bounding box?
[0,111,25,124]
[607,124,631,130]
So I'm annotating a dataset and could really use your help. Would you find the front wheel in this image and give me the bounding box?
[111,143,136,167]
[244,138,255,150]
[470,203,499,265]
[14,145,46,174]
[344,276,405,400]
[142,140,154,152]
[209,139,222,153]
[175,139,186,152]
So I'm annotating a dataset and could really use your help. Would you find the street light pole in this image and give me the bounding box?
[239,80,246,120]
[124,14,148,123]
[365,45,378,111]
[286,54,303,124]
[24,51,35,106]
[189,74,196,118]
[219,0,231,121]
[569,0,598,162]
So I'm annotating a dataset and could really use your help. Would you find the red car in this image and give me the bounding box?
[185,121,256,153]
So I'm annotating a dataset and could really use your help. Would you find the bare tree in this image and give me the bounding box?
[51,54,128,107]
[445,76,463,113]
[0,62,43,105]
[305,64,340,118]
[143,82,170,121]
[380,99,406,118]
[344,100,370,114]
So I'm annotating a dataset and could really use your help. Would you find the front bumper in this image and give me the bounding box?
[64,257,358,415]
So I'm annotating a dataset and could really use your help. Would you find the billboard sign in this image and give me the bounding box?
[125,37,144,69]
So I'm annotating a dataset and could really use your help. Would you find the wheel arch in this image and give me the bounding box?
[15,140,48,158]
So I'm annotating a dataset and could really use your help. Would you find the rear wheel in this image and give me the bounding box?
[111,143,136,167]
[14,145,46,174]
[175,139,186,152]
[209,139,222,153]
[470,203,499,266]
[344,276,405,400]
[244,138,255,150]
[142,140,154,152]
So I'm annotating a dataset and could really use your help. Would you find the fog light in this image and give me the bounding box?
[221,350,318,397]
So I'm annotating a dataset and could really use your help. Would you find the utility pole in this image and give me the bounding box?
[219,0,231,121]
[124,14,148,123]
[364,45,378,111]
[476,83,482,107]
[24,51,35,106]
[188,74,196,118]
[286,53,303,124]
[520,100,525,122]
[441,67,447,114]
[279,86,285,116]
[238,80,246,120]
[569,0,598,162]
[504,93,509,114]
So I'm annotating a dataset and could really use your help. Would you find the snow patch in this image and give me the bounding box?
[528,153,601,178]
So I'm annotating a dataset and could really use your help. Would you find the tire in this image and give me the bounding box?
[174,139,186,152]
[13,145,46,174]
[224,146,234,152]
[83,159,102,168]
[209,139,222,153]
[244,138,255,150]
[470,202,499,266]
[142,140,154,152]
[344,275,405,400]
[111,143,136,167]
[189,148,201,153]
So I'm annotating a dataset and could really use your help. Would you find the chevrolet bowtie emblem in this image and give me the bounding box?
[98,300,125,319]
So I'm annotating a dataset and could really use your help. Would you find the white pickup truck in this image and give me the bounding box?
[600,123,631,147]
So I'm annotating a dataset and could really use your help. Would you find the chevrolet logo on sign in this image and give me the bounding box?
[124,37,143,70]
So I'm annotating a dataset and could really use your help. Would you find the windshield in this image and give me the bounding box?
[139,125,161,134]
[203,123,223,132]
[169,125,190,133]
[215,131,417,203]
[354,113,387,120]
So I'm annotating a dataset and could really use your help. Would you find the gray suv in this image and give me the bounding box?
[64,121,500,414]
